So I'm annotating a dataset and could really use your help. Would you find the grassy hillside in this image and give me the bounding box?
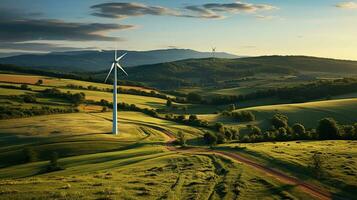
[115,56,357,89]
[199,98,357,129]
[1,70,356,199]
[217,140,357,198]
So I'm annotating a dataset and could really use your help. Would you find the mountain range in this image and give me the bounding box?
[0,49,238,72]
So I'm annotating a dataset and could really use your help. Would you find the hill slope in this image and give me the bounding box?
[0,49,238,72]
[115,56,357,89]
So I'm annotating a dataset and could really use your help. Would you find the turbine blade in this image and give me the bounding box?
[115,50,117,60]
[116,52,127,61]
[116,63,128,76]
[104,63,115,83]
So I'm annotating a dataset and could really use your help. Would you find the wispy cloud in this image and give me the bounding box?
[0,8,135,53]
[91,1,278,20]
[91,2,180,19]
[335,1,357,9]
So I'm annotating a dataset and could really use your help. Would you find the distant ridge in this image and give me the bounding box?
[0,49,239,72]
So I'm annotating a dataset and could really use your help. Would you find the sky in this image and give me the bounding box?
[0,0,357,60]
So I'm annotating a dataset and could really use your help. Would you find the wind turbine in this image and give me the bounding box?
[212,47,216,59]
[104,50,128,135]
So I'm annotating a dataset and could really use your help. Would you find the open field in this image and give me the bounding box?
[0,73,155,92]
[0,73,173,110]
[0,147,314,200]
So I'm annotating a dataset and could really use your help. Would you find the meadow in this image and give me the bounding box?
[0,70,356,199]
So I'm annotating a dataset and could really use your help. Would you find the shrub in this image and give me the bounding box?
[216,132,226,144]
[203,132,217,146]
[310,152,325,179]
[177,131,186,147]
[251,126,262,135]
[20,84,29,90]
[271,113,288,128]
[36,79,43,85]
[22,94,37,103]
[47,152,64,172]
[23,147,37,163]
[292,123,306,138]
[101,106,108,112]
[166,99,172,107]
[214,122,224,131]
[317,118,340,139]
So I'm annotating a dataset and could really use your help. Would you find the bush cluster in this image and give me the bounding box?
[0,106,79,119]
[42,88,85,105]
[164,114,209,128]
[221,111,255,122]
[210,78,357,105]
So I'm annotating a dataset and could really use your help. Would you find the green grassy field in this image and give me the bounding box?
[216,140,357,198]
[0,73,173,110]
[199,98,357,130]
[1,71,357,199]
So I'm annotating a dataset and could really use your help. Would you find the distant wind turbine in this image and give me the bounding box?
[212,47,216,59]
[104,50,128,135]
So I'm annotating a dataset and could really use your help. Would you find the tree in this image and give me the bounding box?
[203,132,217,146]
[310,152,325,179]
[251,126,262,135]
[271,113,288,128]
[292,123,306,136]
[23,94,37,103]
[47,152,63,172]
[214,122,224,131]
[101,106,108,112]
[36,79,43,85]
[228,104,235,111]
[317,118,340,139]
[23,147,37,163]
[177,131,187,147]
[20,84,29,90]
[166,99,172,107]
[189,114,198,122]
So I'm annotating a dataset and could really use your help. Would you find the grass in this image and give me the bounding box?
[0,147,313,199]
[0,73,155,92]
[1,71,356,199]
[216,140,357,198]
[199,98,357,130]
[0,73,173,110]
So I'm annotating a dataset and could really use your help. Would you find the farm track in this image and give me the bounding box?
[161,129,332,200]
[87,112,333,200]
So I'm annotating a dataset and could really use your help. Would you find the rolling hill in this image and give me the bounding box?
[199,98,357,129]
[103,55,357,89]
[0,49,238,72]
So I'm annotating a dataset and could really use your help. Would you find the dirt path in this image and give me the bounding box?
[162,129,332,200]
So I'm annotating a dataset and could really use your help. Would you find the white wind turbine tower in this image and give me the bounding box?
[104,50,128,135]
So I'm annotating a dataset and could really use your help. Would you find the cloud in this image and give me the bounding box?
[0,19,134,42]
[0,42,97,52]
[335,1,357,9]
[91,2,180,19]
[91,1,278,20]
[0,8,135,53]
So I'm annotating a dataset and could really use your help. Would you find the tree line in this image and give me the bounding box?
[202,114,357,146]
